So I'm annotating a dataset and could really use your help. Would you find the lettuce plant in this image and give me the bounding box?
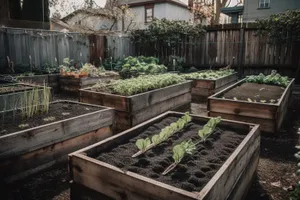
[162,116,222,175]
[133,112,191,157]
[182,69,234,80]
[245,70,289,87]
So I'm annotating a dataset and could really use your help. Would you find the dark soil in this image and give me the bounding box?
[96,116,247,192]
[0,85,32,94]
[223,82,285,103]
[0,101,101,135]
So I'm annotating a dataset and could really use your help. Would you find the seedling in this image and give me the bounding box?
[133,112,191,157]
[233,97,238,101]
[162,117,222,175]
[62,112,70,116]
[247,98,253,102]
[43,116,56,122]
[162,139,196,175]
[18,123,29,129]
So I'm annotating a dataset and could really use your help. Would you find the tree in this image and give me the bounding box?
[212,0,230,25]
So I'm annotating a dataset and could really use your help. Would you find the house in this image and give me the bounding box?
[222,0,300,23]
[61,9,119,31]
[243,0,300,22]
[121,0,193,29]
[50,18,71,32]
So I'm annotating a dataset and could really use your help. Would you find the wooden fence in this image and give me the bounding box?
[135,23,300,78]
[0,28,134,73]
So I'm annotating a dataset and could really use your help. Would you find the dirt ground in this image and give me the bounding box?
[1,93,300,200]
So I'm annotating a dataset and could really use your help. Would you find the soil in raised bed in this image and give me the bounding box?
[96,116,247,192]
[0,85,32,94]
[222,82,285,103]
[0,102,102,135]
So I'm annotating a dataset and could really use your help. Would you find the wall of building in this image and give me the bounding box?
[243,0,300,22]
[64,13,118,31]
[127,2,192,30]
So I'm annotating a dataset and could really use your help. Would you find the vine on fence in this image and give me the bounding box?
[131,18,206,51]
[255,9,300,44]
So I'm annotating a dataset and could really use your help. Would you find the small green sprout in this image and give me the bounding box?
[18,123,29,129]
[43,116,56,122]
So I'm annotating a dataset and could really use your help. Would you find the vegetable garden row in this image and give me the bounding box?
[0,55,295,199]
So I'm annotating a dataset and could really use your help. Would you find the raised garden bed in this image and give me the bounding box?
[0,83,51,112]
[17,74,60,91]
[79,74,192,132]
[208,78,295,133]
[183,70,238,101]
[69,111,260,200]
[0,100,114,183]
[60,74,119,94]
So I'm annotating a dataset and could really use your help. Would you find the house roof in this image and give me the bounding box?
[51,18,72,30]
[61,8,114,22]
[221,6,244,15]
[121,0,189,9]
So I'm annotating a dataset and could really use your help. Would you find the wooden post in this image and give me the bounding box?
[238,24,245,78]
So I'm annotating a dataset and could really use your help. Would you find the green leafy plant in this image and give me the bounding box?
[162,139,196,175]
[91,74,186,96]
[163,116,222,175]
[18,123,29,129]
[198,117,222,141]
[119,56,167,79]
[182,69,234,80]
[43,116,56,122]
[20,84,51,119]
[133,112,192,157]
[245,70,290,87]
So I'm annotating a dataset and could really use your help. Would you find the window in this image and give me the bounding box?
[145,5,154,23]
[259,0,270,9]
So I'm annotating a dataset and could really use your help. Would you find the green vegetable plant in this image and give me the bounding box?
[162,139,196,175]
[182,69,234,80]
[91,74,186,96]
[245,70,290,87]
[162,116,222,175]
[133,112,192,157]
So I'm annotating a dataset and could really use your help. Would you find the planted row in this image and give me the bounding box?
[182,69,234,80]
[134,113,222,175]
[91,74,186,96]
[245,70,289,87]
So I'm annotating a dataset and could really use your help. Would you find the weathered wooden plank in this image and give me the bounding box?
[1,126,112,183]
[69,112,260,200]
[132,92,191,125]
[0,101,114,159]
[80,89,130,112]
[130,81,192,112]
[208,78,295,133]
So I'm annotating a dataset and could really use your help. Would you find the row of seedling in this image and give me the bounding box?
[134,113,222,175]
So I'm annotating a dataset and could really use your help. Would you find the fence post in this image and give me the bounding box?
[238,24,245,78]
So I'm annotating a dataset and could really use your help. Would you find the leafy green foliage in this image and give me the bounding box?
[256,9,300,44]
[119,56,167,79]
[131,19,206,50]
[182,69,234,80]
[172,139,196,163]
[91,74,186,96]
[135,138,151,152]
[245,70,290,87]
[80,63,118,77]
[134,112,192,154]
[198,117,222,141]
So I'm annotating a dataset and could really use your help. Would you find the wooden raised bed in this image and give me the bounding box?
[0,83,51,112]
[80,81,192,132]
[17,74,60,91]
[186,72,238,101]
[208,79,295,133]
[69,111,260,200]
[0,100,114,183]
[60,74,119,94]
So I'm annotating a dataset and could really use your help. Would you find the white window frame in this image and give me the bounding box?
[258,0,270,9]
[145,6,154,23]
